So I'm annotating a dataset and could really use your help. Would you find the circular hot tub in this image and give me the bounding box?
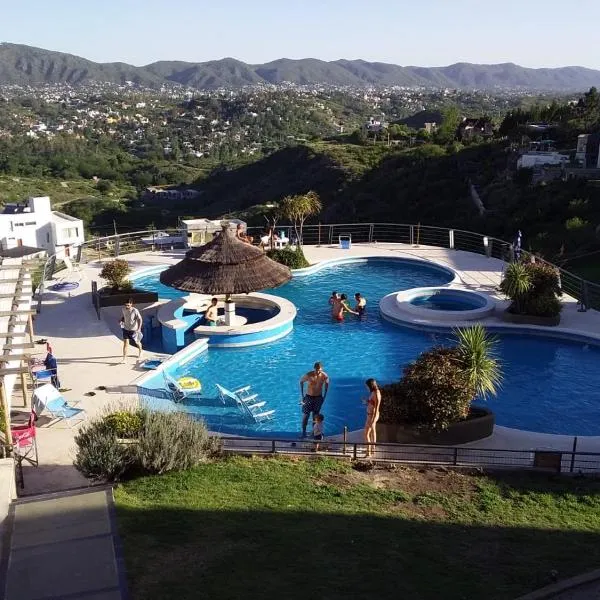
[393,287,496,322]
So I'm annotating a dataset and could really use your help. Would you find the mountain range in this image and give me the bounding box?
[1,43,600,91]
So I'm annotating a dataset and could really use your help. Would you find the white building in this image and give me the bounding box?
[0,196,84,257]
[517,152,569,169]
[182,218,245,247]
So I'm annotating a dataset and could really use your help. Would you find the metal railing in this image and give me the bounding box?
[70,222,600,311]
[219,435,600,474]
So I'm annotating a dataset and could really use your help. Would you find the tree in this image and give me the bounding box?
[279,191,322,247]
[436,105,461,144]
[100,259,131,290]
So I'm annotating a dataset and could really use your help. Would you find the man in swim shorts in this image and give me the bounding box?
[299,361,330,437]
[120,299,143,362]
[205,297,219,327]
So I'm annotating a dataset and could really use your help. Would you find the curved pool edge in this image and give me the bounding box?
[394,286,496,322]
[291,254,459,283]
[380,291,600,347]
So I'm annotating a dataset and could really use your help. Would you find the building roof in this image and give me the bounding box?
[52,211,82,224]
[0,245,45,258]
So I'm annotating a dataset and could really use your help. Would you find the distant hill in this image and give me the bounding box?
[1,43,600,91]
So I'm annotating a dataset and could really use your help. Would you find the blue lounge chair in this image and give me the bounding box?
[32,384,86,427]
[215,383,275,423]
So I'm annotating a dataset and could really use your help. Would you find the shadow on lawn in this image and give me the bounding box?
[114,505,600,600]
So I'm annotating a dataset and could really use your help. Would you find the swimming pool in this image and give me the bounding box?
[409,289,487,311]
[134,259,600,437]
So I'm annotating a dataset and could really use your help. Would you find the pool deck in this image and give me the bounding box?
[17,242,600,494]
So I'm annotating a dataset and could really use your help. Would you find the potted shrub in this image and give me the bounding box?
[378,325,500,444]
[96,259,158,307]
[499,260,562,326]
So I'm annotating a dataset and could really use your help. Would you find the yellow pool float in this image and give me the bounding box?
[177,377,202,391]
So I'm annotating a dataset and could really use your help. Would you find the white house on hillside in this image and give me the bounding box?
[0,196,84,257]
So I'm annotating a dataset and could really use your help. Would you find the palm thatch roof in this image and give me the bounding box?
[159,224,292,295]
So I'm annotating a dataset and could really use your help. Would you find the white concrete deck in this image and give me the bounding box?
[17,243,600,494]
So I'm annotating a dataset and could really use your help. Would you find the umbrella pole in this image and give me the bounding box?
[224,294,236,325]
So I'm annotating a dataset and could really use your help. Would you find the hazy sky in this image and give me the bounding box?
[2,0,599,68]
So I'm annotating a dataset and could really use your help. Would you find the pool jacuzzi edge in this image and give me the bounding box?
[394,287,496,322]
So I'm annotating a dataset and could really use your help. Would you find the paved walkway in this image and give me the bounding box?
[14,242,600,494]
[2,487,127,600]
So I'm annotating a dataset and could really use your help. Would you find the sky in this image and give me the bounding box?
[2,0,599,69]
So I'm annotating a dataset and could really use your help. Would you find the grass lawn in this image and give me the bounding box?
[115,456,600,600]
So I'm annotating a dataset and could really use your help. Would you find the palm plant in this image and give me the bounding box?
[454,324,502,401]
[499,262,531,314]
[279,191,322,248]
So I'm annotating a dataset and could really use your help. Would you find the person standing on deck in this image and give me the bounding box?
[120,299,143,363]
[299,362,330,438]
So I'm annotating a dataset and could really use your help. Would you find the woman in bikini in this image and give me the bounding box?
[364,378,381,457]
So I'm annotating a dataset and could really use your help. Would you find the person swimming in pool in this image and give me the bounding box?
[333,294,358,322]
[354,292,367,317]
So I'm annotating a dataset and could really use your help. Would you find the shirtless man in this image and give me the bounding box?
[299,362,330,437]
[205,297,219,327]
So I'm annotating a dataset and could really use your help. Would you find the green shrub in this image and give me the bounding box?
[103,411,143,439]
[99,259,131,290]
[380,347,474,432]
[266,247,309,269]
[380,326,501,432]
[74,408,220,482]
[500,260,562,318]
[135,411,220,475]
[73,421,133,481]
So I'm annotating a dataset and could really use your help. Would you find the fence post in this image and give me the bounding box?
[328,225,333,246]
[317,222,321,247]
[453,447,458,465]
[271,440,276,454]
[581,281,590,312]
[343,426,347,455]
[483,236,491,258]
[449,229,455,250]
[352,443,357,460]
[368,224,374,244]
[115,237,120,258]
[570,436,578,473]
[409,225,414,246]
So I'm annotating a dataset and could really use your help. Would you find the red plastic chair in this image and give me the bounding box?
[11,411,38,467]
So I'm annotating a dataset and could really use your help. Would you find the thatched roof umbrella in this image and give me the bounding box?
[159,224,292,308]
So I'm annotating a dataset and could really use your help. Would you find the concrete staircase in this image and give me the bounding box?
[1,487,128,600]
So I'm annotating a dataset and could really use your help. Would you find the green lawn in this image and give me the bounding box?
[115,456,600,600]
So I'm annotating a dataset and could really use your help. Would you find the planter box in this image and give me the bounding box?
[501,309,560,327]
[377,406,494,445]
[97,288,159,308]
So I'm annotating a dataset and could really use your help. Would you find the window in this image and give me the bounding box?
[25,221,36,226]
[64,227,78,239]
[46,233,50,243]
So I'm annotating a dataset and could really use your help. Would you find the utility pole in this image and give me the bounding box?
[113,220,118,236]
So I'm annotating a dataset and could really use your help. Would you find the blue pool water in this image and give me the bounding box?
[134,260,600,437]
[410,290,486,311]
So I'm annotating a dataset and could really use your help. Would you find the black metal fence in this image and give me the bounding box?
[63,222,600,311]
[220,436,600,474]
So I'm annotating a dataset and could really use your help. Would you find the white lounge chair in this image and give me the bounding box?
[215,384,275,423]
[32,384,86,427]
